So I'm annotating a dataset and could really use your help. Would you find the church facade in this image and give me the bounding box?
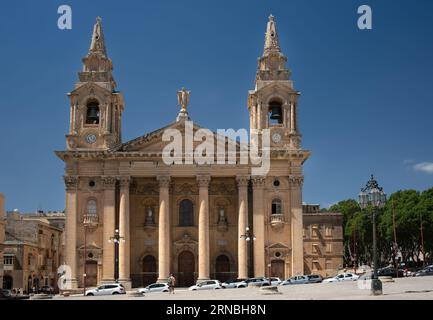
[56,16,343,289]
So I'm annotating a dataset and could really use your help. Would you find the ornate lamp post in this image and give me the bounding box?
[240,226,256,278]
[358,174,387,295]
[108,229,125,282]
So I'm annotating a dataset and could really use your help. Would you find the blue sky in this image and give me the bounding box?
[0,0,432,211]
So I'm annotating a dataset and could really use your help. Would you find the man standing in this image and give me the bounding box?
[167,274,176,294]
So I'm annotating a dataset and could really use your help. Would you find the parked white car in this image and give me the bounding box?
[189,280,223,291]
[221,279,248,288]
[85,283,126,296]
[323,273,359,283]
[264,277,282,286]
[136,283,169,294]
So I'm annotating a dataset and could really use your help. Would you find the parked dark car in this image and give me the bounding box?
[307,274,323,283]
[39,286,56,295]
[0,289,30,300]
[377,267,404,278]
[414,266,433,277]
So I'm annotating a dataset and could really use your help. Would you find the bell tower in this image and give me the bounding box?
[66,17,124,150]
[248,15,301,150]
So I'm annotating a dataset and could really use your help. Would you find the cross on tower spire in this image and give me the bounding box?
[264,14,280,54]
[89,16,107,55]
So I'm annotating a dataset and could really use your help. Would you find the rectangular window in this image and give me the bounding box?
[325,226,332,237]
[4,255,14,265]
[326,259,333,270]
[312,243,319,254]
[311,224,319,238]
[326,243,332,253]
[312,260,320,271]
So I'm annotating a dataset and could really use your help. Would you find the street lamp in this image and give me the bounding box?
[240,226,256,278]
[358,174,387,296]
[108,229,125,282]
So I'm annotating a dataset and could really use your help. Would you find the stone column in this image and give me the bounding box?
[197,175,211,281]
[236,176,249,279]
[64,176,78,288]
[257,103,262,130]
[290,175,304,276]
[157,175,171,282]
[283,103,289,129]
[118,176,131,288]
[290,102,296,133]
[252,176,266,277]
[101,176,117,283]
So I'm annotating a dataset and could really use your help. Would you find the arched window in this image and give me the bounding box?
[268,100,283,126]
[86,100,100,124]
[179,199,194,226]
[272,199,282,215]
[87,199,97,216]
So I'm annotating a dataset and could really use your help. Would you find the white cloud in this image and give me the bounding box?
[413,162,433,174]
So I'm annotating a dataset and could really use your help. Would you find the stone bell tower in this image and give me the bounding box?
[66,17,124,150]
[248,14,301,150]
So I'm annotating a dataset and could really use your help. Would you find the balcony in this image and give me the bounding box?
[270,214,285,228]
[83,214,99,228]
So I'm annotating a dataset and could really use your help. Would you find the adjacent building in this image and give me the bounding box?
[55,15,343,289]
[0,193,5,289]
[303,204,343,277]
[2,211,65,292]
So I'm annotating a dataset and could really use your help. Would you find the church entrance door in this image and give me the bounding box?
[271,260,285,279]
[178,251,195,287]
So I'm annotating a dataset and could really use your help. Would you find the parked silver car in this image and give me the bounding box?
[244,277,269,287]
[85,283,126,296]
[306,274,323,283]
[137,283,169,293]
[221,279,248,288]
[189,280,223,291]
[281,275,309,285]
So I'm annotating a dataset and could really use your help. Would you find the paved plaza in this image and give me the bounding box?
[50,277,433,300]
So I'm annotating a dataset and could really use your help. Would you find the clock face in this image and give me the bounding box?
[272,132,282,144]
[85,134,97,144]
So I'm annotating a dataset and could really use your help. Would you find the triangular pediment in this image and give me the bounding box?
[268,242,289,249]
[115,120,241,154]
[70,81,111,96]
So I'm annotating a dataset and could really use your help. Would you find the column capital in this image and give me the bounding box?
[157,175,171,188]
[289,175,304,187]
[102,176,117,190]
[64,176,78,191]
[196,175,211,188]
[119,176,131,188]
[251,176,266,188]
[236,175,250,187]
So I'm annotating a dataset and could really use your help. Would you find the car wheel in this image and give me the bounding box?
[163,290,168,292]
[238,285,245,288]
[112,292,120,295]
[86,293,94,296]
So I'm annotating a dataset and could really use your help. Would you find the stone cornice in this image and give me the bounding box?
[55,149,311,162]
